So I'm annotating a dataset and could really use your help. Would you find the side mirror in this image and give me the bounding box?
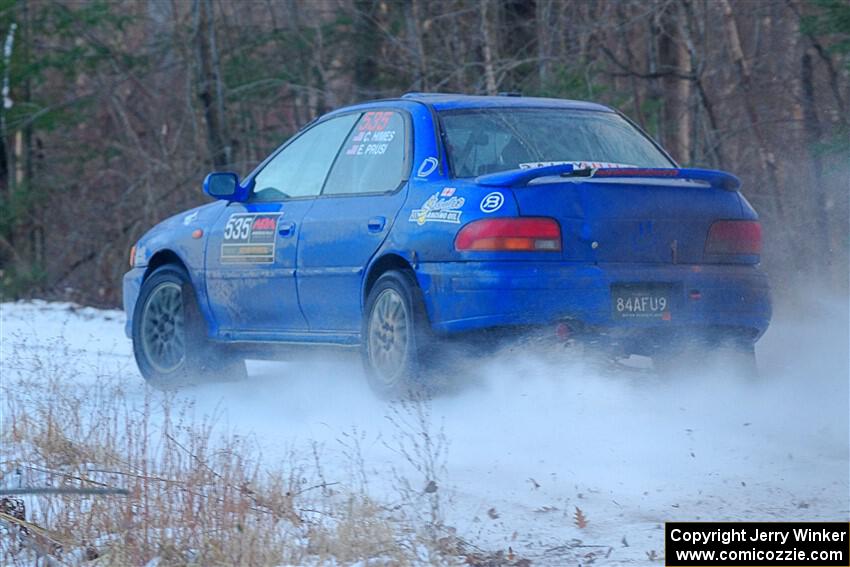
[203,172,247,202]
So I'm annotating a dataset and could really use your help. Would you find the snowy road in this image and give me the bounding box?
[1,299,848,565]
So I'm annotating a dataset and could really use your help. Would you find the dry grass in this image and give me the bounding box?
[0,344,492,566]
[3,374,308,565]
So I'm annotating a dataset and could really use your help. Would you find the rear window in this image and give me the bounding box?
[440,109,673,178]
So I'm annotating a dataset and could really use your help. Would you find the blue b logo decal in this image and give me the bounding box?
[480,192,504,213]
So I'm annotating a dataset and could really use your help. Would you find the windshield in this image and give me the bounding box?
[440,108,674,178]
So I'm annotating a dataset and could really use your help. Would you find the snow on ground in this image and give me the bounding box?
[1,298,848,565]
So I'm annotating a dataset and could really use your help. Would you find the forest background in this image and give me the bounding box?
[0,0,847,306]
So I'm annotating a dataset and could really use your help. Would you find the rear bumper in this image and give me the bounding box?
[416,261,771,340]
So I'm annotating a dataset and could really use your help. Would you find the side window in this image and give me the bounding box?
[323,111,407,196]
[251,114,359,201]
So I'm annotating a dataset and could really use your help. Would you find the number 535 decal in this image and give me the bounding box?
[221,213,280,263]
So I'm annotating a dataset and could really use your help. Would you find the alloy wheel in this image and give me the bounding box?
[140,281,186,374]
[367,288,410,385]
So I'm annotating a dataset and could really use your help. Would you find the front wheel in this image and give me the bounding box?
[361,270,431,398]
[132,264,246,388]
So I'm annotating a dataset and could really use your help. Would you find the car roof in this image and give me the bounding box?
[322,93,615,119]
[399,92,614,113]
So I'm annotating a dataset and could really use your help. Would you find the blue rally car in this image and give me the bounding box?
[123,93,771,395]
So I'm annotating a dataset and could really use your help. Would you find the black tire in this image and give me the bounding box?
[132,264,247,388]
[361,270,432,398]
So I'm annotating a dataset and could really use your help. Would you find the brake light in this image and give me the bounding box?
[706,220,762,255]
[455,217,561,251]
[129,245,136,268]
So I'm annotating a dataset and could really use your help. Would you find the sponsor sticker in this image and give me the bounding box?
[345,111,397,157]
[409,192,465,225]
[479,192,504,213]
[182,210,199,225]
[518,160,637,170]
[440,187,456,197]
[220,213,281,263]
[359,111,393,132]
[417,157,439,178]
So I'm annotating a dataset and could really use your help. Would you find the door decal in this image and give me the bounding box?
[220,213,281,263]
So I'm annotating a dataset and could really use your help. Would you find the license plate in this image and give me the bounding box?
[611,284,672,320]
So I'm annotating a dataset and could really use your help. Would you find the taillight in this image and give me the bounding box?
[129,245,136,268]
[705,220,762,255]
[455,217,561,251]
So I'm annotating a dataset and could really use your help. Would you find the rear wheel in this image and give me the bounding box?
[361,270,431,398]
[133,264,246,388]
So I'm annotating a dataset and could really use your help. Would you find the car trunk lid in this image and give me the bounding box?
[510,176,747,264]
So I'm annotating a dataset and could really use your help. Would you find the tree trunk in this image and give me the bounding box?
[536,0,553,89]
[1,20,16,263]
[787,0,847,122]
[646,2,663,140]
[658,2,692,164]
[680,0,723,166]
[195,0,228,169]
[480,0,498,95]
[404,0,428,91]
[801,48,833,269]
[352,0,380,97]
[615,2,646,128]
[718,0,781,212]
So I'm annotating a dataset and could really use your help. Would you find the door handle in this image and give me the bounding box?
[278,221,296,237]
[367,216,386,232]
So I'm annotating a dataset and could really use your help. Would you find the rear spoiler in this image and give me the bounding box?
[476,164,741,191]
